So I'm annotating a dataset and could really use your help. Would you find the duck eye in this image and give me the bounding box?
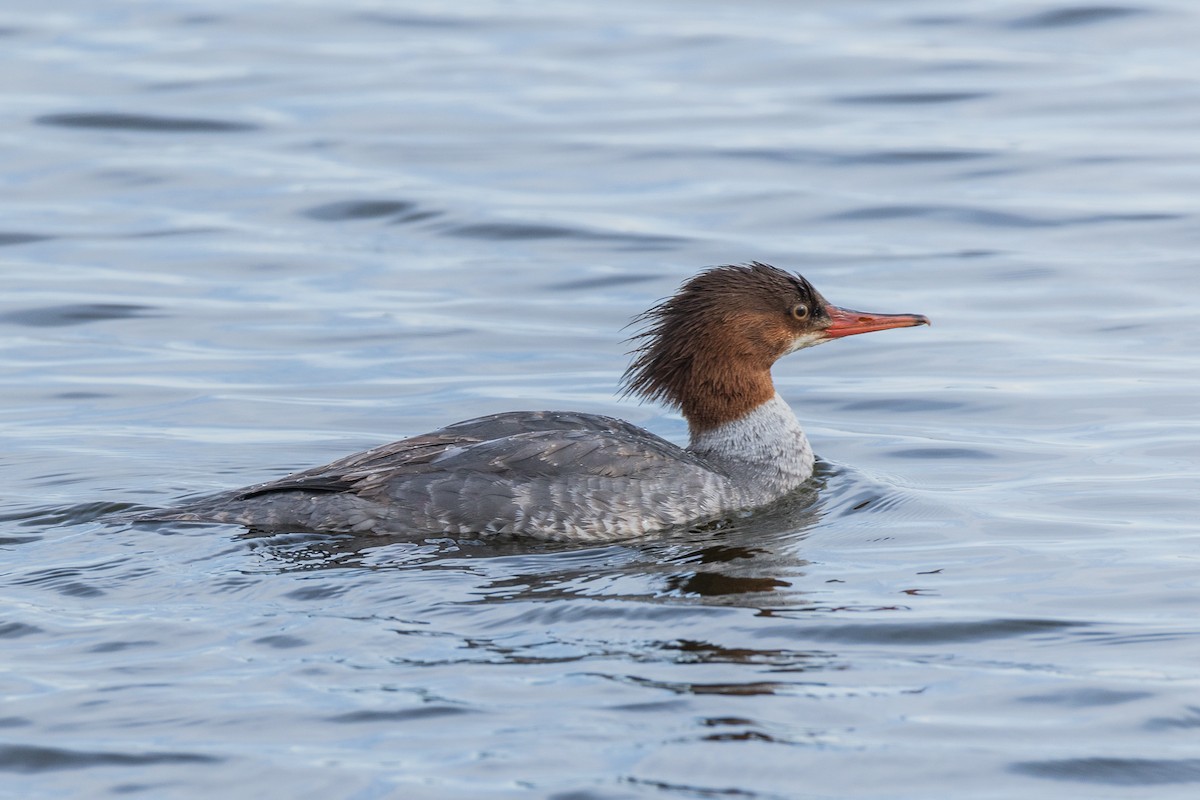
[790,303,809,320]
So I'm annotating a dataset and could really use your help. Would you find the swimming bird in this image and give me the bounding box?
[149,263,928,541]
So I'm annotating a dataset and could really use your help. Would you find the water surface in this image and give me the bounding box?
[3,1,1200,798]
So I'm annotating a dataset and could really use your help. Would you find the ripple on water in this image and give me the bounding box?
[1145,707,1200,731]
[325,707,477,724]
[0,233,51,246]
[34,112,257,133]
[12,567,107,599]
[87,640,158,654]
[545,273,659,291]
[832,91,992,105]
[301,199,435,223]
[753,617,1083,645]
[1010,757,1200,786]
[820,473,918,518]
[8,549,159,600]
[1018,688,1152,707]
[354,11,486,29]
[1,502,140,527]
[715,146,994,166]
[886,447,997,460]
[822,204,1182,228]
[441,220,686,249]
[1006,6,1147,30]
[838,398,966,413]
[0,304,159,327]
[0,744,221,774]
[0,622,43,639]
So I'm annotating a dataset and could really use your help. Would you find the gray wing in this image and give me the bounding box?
[162,410,730,538]
[231,410,713,502]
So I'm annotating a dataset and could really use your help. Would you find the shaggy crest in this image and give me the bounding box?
[620,263,825,432]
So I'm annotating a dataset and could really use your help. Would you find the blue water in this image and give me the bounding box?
[4,2,1200,797]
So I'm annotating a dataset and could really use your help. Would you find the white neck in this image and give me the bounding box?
[687,392,815,498]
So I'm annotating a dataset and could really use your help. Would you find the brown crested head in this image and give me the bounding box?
[620,262,928,434]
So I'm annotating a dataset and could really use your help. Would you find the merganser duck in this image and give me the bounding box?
[149,263,928,541]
